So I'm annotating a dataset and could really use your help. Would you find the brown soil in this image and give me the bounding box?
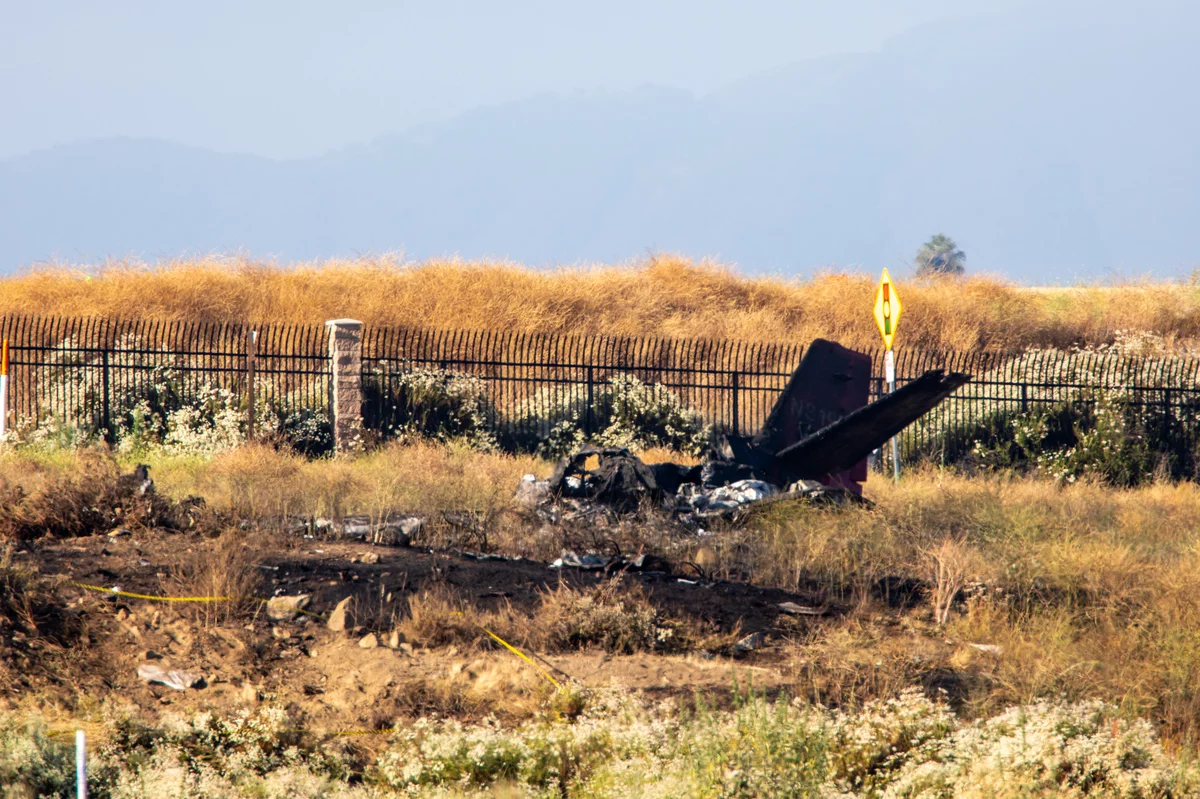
[3,532,832,733]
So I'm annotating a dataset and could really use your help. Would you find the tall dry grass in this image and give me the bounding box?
[7,443,1200,742]
[5,254,1200,351]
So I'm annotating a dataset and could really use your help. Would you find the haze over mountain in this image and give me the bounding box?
[2,0,1197,281]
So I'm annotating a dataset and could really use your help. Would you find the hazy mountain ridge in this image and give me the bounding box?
[2,0,1197,280]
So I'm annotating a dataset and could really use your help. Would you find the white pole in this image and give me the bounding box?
[76,729,87,799]
[886,349,900,482]
[0,374,8,439]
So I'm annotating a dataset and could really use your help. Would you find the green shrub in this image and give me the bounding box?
[963,391,1173,486]
[0,716,76,799]
[363,366,498,450]
[506,374,711,457]
[19,337,332,457]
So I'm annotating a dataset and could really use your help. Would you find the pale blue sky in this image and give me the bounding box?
[2,1,1028,159]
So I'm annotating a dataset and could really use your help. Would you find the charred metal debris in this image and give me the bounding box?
[520,339,970,523]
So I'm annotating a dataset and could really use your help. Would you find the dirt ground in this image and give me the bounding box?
[3,530,834,733]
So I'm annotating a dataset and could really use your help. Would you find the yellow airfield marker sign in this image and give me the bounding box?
[873,268,902,350]
[873,269,902,481]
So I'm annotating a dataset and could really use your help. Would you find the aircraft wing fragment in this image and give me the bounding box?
[772,369,971,479]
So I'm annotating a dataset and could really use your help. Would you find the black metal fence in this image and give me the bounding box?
[362,328,1200,462]
[5,316,1200,466]
[361,328,807,447]
[0,316,328,443]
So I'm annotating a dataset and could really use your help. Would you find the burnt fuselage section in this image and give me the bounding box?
[547,339,971,507]
[709,339,969,494]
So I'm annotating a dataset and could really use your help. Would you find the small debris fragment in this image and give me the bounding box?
[515,474,552,509]
[373,516,422,547]
[137,663,201,691]
[967,643,1002,655]
[777,602,826,616]
[733,632,766,653]
[359,552,380,565]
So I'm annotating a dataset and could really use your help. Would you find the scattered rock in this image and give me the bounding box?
[386,630,400,649]
[359,552,380,565]
[211,628,246,652]
[733,632,766,653]
[358,633,379,649]
[266,594,311,621]
[137,663,202,691]
[271,627,290,640]
[326,597,353,633]
[107,528,131,538]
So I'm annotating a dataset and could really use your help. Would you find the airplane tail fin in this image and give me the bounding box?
[753,338,872,457]
[774,369,972,479]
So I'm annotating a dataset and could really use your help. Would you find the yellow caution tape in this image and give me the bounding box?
[72,582,235,603]
[72,582,327,620]
[477,624,561,689]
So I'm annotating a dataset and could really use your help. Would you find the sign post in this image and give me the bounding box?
[873,269,903,481]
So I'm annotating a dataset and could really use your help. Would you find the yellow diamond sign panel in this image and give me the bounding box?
[873,268,902,349]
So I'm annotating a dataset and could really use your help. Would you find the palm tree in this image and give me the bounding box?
[915,234,966,276]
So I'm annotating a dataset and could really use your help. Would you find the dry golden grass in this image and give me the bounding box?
[755,468,1200,743]
[146,440,546,525]
[6,254,1200,350]
[7,443,1200,742]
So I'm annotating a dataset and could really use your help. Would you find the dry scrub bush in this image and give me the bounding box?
[0,449,119,539]
[923,537,986,626]
[164,533,264,628]
[8,254,1200,351]
[148,440,544,534]
[397,579,686,657]
[764,469,1200,743]
[534,577,666,654]
[397,586,490,650]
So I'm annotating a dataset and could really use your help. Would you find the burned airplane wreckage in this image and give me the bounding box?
[532,339,971,519]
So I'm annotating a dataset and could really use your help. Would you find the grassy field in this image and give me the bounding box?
[4,255,1200,352]
[4,444,1200,793]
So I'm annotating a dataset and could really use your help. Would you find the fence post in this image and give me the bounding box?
[101,348,112,444]
[731,371,740,435]
[246,330,257,442]
[585,365,595,436]
[325,319,364,454]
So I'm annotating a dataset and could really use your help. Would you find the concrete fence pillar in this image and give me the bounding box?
[325,319,364,454]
